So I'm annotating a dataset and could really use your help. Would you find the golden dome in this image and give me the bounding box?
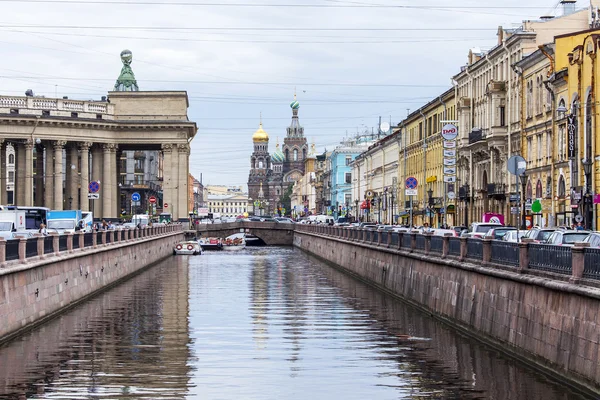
[252,123,269,142]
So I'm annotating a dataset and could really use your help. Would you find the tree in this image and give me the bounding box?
[279,184,293,216]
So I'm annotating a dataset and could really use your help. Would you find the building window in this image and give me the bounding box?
[293,149,298,161]
[558,124,566,160]
[526,81,533,118]
[499,106,505,127]
[345,172,351,184]
[8,154,14,164]
[7,171,14,183]
[558,175,566,198]
[546,132,552,158]
[134,174,144,185]
[346,156,352,166]
[134,158,144,173]
[527,137,533,161]
[537,135,542,160]
[536,180,542,199]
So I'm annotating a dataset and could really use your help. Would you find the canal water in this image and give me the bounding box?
[0,247,592,399]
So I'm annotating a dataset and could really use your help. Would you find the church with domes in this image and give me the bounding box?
[247,94,308,216]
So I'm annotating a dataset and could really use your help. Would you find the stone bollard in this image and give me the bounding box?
[92,231,98,248]
[410,232,417,253]
[52,233,60,256]
[387,230,392,248]
[101,230,107,246]
[424,232,433,255]
[67,233,74,253]
[570,242,590,284]
[36,234,45,258]
[442,233,452,258]
[518,238,534,273]
[0,237,6,268]
[18,237,27,263]
[459,237,468,261]
[78,232,85,250]
[377,228,384,246]
[397,232,404,250]
[482,237,492,265]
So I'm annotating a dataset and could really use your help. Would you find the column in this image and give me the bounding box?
[34,144,44,206]
[24,140,34,206]
[0,140,4,205]
[91,145,103,219]
[44,144,54,207]
[53,141,65,210]
[69,145,79,209]
[79,142,91,212]
[161,143,174,218]
[177,143,190,221]
[15,143,25,205]
[102,143,116,219]
[115,149,122,218]
[64,146,72,209]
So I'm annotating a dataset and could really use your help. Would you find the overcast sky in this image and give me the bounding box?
[0,0,590,189]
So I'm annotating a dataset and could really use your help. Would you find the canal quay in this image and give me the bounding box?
[0,247,592,400]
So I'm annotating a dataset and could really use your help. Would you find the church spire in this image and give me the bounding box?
[288,91,303,138]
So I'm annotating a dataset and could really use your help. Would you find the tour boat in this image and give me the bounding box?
[199,237,223,251]
[222,233,246,250]
[173,240,202,255]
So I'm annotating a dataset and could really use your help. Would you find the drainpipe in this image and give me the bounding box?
[540,44,556,228]
[439,95,448,227]
[419,109,427,224]
[503,41,512,223]
[512,63,525,228]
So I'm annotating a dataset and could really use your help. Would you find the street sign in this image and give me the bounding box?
[149,196,157,204]
[87,193,99,200]
[131,192,141,202]
[444,167,456,175]
[443,149,456,157]
[164,203,169,208]
[441,123,458,140]
[531,200,542,213]
[511,207,519,214]
[443,176,457,183]
[507,155,527,176]
[443,141,456,148]
[405,189,418,196]
[447,191,456,200]
[575,214,584,223]
[88,181,100,193]
[443,158,456,166]
[365,189,375,199]
[405,177,418,189]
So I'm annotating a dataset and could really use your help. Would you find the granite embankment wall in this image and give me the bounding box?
[294,230,600,394]
[0,227,184,343]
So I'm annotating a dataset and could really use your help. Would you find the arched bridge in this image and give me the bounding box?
[195,221,295,246]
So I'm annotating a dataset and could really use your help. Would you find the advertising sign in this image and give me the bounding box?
[444,167,456,175]
[441,123,458,140]
[482,212,505,225]
[567,114,576,159]
[443,176,456,183]
[443,149,456,157]
[443,141,457,148]
[443,158,456,166]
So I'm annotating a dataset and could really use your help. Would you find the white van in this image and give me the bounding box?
[316,215,334,225]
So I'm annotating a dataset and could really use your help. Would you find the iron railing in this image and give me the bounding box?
[466,239,483,260]
[416,235,426,251]
[403,234,412,249]
[430,236,443,254]
[5,240,19,261]
[528,244,572,275]
[490,241,519,267]
[25,239,38,258]
[583,248,600,279]
[449,237,461,257]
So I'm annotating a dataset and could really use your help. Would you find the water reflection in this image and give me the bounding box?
[0,248,592,399]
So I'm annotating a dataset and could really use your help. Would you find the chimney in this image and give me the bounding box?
[560,0,577,16]
[497,26,504,45]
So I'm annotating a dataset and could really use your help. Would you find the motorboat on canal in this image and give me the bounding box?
[199,237,223,251]
[173,240,202,255]
[222,233,246,250]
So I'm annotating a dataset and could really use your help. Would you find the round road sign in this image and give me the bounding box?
[441,124,458,140]
[149,195,157,204]
[131,192,141,202]
[575,214,584,223]
[406,177,418,190]
[508,155,527,176]
[164,203,169,208]
[88,181,100,193]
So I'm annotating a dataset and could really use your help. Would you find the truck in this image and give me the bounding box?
[0,210,27,233]
[46,210,86,234]
[132,214,150,227]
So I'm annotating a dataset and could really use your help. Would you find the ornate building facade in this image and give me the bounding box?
[247,96,308,216]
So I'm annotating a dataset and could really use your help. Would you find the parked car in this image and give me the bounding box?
[524,227,556,243]
[545,230,591,246]
[274,217,294,224]
[432,228,458,237]
[451,226,467,236]
[582,232,600,248]
[485,227,517,240]
[502,230,528,242]
[462,222,503,239]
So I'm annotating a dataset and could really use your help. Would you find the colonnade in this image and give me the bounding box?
[0,139,190,220]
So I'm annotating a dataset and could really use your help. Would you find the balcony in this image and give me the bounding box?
[487,183,507,200]
[458,185,471,201]
[469,128,484,144]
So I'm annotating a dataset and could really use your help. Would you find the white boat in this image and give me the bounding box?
[222,233,246,250]
[199,237,223,251]
[173,240,202,255]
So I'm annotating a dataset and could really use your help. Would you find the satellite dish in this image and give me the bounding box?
[380,122,390,133]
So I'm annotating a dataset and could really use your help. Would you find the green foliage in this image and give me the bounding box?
[279,184,293,215]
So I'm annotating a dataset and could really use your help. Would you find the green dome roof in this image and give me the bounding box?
[290,99,300,109]
[272,144,285,163]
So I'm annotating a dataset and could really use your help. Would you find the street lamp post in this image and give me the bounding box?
[462,184,470,227]
[520,173,528,230]
[427,187,433,227]
[355,199,359,222]
[582,158,594,230]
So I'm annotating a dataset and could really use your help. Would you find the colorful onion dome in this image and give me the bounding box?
[272,143,285,163]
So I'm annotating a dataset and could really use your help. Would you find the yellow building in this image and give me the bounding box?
[550,27,600,229]
[401,89,457,227]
